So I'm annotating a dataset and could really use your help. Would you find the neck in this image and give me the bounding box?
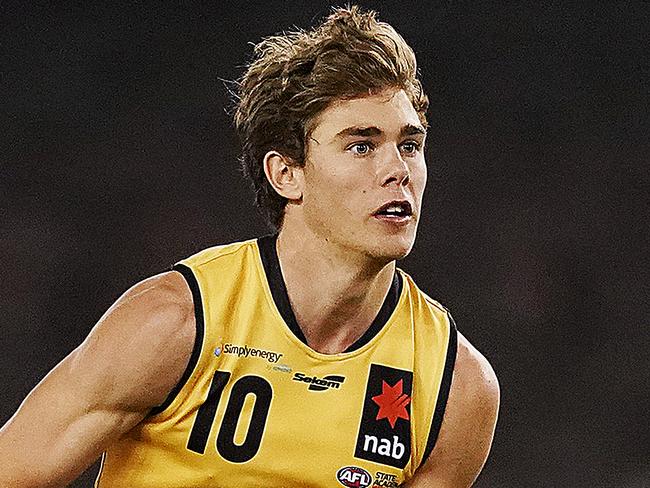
[276,226,396,354]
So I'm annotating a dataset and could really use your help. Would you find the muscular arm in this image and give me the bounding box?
[0,271,196,487]
[405,333,500,488]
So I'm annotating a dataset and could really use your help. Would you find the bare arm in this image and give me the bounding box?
[0,271,196,487]
[405,332,500,488]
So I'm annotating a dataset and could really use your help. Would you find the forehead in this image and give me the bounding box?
[310,89,423,140]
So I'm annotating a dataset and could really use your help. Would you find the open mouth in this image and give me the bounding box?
[373,200,413,219]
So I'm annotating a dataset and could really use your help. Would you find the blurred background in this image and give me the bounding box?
[1,1,648,486]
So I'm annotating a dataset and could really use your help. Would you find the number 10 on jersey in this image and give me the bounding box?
[186,370,273,463]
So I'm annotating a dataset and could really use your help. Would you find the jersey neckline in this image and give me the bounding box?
[256,234,403,353]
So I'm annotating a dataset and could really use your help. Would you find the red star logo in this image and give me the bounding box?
[371,379,411,428]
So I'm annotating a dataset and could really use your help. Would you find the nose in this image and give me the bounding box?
[380,145,410,188]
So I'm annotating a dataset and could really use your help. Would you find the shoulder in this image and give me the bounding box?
[179,238,260,270]
[408,331,500,487]
[74,270,197,412]
[94,270,195,350]
[453,332,500,410]
[444,331,500,456]
[115,270,193,314]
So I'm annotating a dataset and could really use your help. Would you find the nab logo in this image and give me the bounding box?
[336,466,372,488]
[292,372,345,391]
[372,379,411,428]
[354,364,413,469]
[361,434,406,461]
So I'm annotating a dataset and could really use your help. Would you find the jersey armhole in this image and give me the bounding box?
[420,312,458,464]
[148,263,205,417]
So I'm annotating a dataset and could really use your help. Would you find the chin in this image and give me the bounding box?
[368,233,416,263]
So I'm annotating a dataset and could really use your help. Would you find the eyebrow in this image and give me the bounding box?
[333,124,427,140]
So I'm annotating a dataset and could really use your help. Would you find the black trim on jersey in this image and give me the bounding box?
[421,312,458,464]
[94,452,106,486]
[346,270,401,352]
[148,263,205,416]
[257,234,402,352]
[258,234,308,344]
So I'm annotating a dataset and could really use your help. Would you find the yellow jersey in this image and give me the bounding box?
[96,236,457,488]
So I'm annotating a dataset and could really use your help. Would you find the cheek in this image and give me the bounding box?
[305,159,363,201]
[303,172,369,229]
[303,167,350,214]
[411,159,427,196]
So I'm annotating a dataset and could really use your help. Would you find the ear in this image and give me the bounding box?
[263,151,303,201]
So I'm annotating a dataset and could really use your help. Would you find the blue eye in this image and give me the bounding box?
[349,142,374,155]
[400,141,421,155]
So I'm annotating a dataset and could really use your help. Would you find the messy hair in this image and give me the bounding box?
[234,6,429,230]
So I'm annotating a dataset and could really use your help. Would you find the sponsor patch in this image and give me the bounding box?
[270,363,293,373]
[292,372,345,391]
[354,364,413,469]
[372,472,399,487]
[336,466,372,488]
[221,343,283,363]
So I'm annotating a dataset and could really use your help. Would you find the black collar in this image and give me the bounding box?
[257,234,402,353]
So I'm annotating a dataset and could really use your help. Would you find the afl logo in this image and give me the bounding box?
[336,466,372,488]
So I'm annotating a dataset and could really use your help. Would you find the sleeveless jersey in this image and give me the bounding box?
[96,236,457,488]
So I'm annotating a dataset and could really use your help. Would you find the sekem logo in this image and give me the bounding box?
[336,466,372,488]
[292,372,345,391]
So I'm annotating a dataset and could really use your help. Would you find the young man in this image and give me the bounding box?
[0,7,499,487]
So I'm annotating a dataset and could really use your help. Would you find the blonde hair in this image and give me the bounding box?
[234,6,429,229]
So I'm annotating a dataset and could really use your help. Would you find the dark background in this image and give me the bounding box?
[1,1,648,486]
